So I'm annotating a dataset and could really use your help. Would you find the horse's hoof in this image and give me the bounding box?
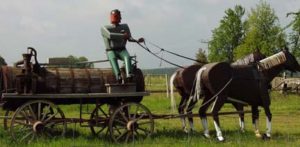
[183,128,189,133]
[203,133,210,139]
[240,129,245,133]
[262,134,271,140]
[217,136,225,142]
[190,129,196,134]
[255,133,262,138]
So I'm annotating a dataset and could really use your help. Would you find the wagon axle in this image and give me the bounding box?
[127,120,139,131]
[33,121,44,133]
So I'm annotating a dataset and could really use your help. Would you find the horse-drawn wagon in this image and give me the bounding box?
[0,47,153,143]
[1,46,300,143]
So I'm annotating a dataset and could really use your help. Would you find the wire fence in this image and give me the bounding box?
[144,74,300,95]
[144,74,172,97]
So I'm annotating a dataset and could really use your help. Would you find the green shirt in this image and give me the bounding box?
[101,24,132,50]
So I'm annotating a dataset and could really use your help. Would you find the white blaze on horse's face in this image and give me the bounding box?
[259,52,286,70]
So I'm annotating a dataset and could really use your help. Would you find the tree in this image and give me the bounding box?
[195,48,208,64]
[49,55,93,68]
[235,1,286,58]
[288,11,300,60]
[0,55,7,66]
[67,55,93,68]
[208,5,245,62]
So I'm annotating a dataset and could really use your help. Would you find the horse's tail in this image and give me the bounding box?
[170,71,178,113]
[193,67,207,102]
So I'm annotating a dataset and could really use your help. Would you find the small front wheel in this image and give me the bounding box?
[109,102,154,143]
[90,103,110,137]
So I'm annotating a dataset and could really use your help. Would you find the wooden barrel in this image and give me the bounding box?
[0,66,144,94]
[1,66,23,92]
[44,68,106,93]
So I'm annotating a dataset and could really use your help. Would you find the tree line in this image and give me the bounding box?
[0,55,92,68]
[196,1,300,63]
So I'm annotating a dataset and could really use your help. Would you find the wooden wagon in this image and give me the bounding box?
[0,47,153,143]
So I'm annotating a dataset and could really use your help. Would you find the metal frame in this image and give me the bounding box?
[2,92,150,99]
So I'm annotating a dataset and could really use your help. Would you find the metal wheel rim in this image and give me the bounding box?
[109,102,154,143]
[10,100,66,143]
[90,104,109,137]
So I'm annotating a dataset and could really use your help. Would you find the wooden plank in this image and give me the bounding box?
[2,91,150,99]
[105,83,136,93]
[151,110,252,120]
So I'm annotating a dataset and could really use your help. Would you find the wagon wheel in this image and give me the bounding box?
[90,104,110,137]
[3,110,12,130]
[10,100,66,143]
[109,102,154,143]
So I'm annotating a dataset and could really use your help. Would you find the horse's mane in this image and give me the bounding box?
[259,51,286,70]
[232,51,266,66]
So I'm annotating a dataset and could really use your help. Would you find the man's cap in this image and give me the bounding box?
[111,9,121,15]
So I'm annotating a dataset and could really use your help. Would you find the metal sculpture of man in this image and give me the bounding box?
[101,9,144,83]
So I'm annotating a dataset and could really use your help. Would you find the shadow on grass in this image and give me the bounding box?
[150,128,300,143]
[1,125,300,146]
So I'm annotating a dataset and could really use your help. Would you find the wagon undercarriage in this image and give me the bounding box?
[1,92,155,143]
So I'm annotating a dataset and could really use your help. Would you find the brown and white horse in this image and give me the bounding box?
[170,51,266,133]
[197,49,300,141]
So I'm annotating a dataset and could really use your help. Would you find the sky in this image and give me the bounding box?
[0,0,299,69]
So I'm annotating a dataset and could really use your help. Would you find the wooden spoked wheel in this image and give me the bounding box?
[90,104,110,137]
[10,100,66,143]
[109,102,154,143]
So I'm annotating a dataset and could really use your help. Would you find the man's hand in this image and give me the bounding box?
[123,32,130,40]
[137,37,144,43]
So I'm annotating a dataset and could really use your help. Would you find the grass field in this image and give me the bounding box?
[0,91,300,147]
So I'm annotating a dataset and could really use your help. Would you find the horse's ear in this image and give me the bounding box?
[282,46,289,52]
[255,48,260,53]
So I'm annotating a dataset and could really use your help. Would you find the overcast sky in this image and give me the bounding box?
[0,0,299,69]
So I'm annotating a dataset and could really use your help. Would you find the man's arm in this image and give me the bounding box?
[101,26,124,40]
[123,24,144,43]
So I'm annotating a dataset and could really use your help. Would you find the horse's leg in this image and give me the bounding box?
[251,105,261,138]
[186,97,197,132]
[198,91,214,138]
[232,102,245,132]
[178,95,188,133]
[211,95,226,142]
[263,106,272,139]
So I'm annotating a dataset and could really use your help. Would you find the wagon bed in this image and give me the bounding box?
[2,92,149,99]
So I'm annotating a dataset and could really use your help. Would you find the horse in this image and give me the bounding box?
[196,49,300,141]
[170,51,266,133]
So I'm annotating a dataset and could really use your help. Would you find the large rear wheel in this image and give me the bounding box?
[10,100,66,143]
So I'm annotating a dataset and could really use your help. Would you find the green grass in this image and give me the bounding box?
[0,92,300,146]
[144,75,168,91]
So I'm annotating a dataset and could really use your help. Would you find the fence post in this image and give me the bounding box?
[281,72,287,94]
[165,74,169,98]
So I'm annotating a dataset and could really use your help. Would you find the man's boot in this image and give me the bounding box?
[117,74,122,84]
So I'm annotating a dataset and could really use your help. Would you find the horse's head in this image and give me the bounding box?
[283,50,300,72]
